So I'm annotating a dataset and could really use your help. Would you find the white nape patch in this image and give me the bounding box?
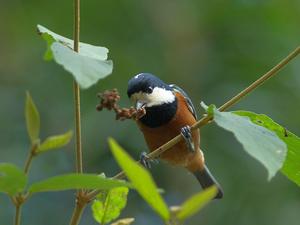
[131,87,175,107]
[134,74,142,79]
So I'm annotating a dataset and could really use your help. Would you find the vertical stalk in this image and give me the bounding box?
[69,199,87,225]
[73,0,83,175]
[69,1,87,225]
[14,204,21,225]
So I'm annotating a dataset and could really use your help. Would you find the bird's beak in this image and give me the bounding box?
[135,100,146,110]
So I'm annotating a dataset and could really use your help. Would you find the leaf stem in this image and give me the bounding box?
[86,45,300,200]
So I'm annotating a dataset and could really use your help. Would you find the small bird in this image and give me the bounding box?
[127,73,223,199]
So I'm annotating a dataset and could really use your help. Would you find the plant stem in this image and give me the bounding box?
[14,205,21,225]
[73,0,83,175]
[24,151,34,175]
[14,144,38,225]
[74,82,83,174]
[24,144,38,175]
[69,1,87,225]
[69,197,87,225]
[86,45,300,201]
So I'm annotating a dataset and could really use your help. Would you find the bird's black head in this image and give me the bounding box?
[127,73,177,128]
[127,73,172,98]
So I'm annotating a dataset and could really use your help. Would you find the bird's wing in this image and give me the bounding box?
[169,84,198,120]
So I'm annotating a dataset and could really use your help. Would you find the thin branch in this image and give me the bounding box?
[69,196,87,225]
[86,45,300,200]
[73,0,83,175]
[23,152,34,175]
[14,205,21,225]
[69,1,87,225]
[13,143,39,224]
[23,144,38,175]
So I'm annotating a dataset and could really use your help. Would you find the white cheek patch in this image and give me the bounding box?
[130,87,176,107]
[146,87,175,107]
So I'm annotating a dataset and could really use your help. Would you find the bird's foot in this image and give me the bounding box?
[140,152,158,169]
[181,125,195,152]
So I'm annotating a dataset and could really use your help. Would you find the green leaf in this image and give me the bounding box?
[234,111,300,186]
[211,108,287,180]
[0,163,28,196]
[37,130,73,153]
[177,186,217,221]
[37,25,109,61]
[92,187,129,225]
[111,218,135,225]
[37,25,113,89]
[109,138,170,220]
[29,174,131,193]
[51,42,113,89]
[25,92,40,144]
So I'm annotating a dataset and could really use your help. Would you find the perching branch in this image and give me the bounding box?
[86,45,300,200]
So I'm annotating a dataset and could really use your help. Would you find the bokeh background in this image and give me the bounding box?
[1,0,300,224]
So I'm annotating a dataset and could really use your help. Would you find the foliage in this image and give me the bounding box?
[29,174,131,193]
[25,91,40,144]
[25,92,73,155]
[109,138,219,224]
[202,103,287,180]
[0,163,27,196]
[109,138,170,221]
[37,25,113,89]
[176,186,217,221]
[37,131,73,153]
[234,111,300,186]
[92,187,129,225]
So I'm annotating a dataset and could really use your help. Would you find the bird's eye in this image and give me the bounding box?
[146,86,153,93]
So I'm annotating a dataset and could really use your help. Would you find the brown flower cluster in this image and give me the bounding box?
[96,89,146,121]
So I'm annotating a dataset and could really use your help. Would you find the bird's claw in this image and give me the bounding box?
[181,125,195,152]
[140,152,158,169]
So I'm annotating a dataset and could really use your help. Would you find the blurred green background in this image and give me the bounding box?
[1,0,300,224]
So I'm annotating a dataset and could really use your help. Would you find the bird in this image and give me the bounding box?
[127,73,223,199]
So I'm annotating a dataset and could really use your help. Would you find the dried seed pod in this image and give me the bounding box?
[96,89,146,121]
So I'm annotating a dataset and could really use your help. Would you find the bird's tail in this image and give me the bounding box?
[193,165,223,199]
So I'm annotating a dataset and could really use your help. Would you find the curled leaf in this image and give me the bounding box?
[25,92,40,144]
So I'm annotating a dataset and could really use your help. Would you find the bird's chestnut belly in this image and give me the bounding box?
[137,119,200,167]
